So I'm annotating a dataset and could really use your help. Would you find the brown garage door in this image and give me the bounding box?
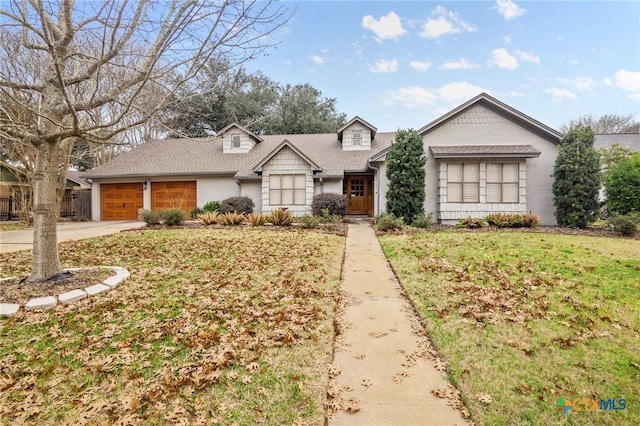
[151,181,197,214]
[101,183,143,220]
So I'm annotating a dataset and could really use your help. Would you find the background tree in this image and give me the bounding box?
[165,62,346,136]
[604,152,640,216]
[0,0,289,281]
[598,143,633,172]
[559,113,639,134]
[552,127,601,228]
[385,129,426,224]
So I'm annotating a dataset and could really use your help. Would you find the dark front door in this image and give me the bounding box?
[345,175,374,215]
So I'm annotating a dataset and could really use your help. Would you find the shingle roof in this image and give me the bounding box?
[83,132,396,179]
[430,145,541,158]
[594,133,640,152]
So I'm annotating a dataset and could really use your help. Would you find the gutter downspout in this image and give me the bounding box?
[369,163,381,216]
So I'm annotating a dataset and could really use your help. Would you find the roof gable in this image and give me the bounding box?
[418,93,562,144]
[253,139,322,173]
[219,122,263,143]
[338,116,377,141]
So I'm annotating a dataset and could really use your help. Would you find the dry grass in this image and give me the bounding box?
[0,227,344,425]
[380,231,639,426]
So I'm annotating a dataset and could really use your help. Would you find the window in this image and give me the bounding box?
[352,131,362,146]
[447,163,479,203]
[269,174,306,205]
[486,163,519,203]
[231,133,241,148]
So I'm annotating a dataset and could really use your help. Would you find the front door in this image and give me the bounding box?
[345,175,374,215]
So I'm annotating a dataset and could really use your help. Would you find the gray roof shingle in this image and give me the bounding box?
[594,133,640,152]
[430,144,541,158]
[83,132,396,179]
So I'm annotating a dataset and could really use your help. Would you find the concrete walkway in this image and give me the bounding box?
[0,220,145,253]
[329,221,468,425]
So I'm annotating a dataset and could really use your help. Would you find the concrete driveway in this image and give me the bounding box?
[0,221,146,253]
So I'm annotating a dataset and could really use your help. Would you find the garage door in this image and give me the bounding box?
[101,183,143,220]
[151,181,197,214]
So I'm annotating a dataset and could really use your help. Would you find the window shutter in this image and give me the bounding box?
[448,163,462,182]
[486,183,501,203]
[448,183,462,203]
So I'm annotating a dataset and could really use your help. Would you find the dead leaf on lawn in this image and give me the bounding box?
[476,393,493,404]
[344,397,360,414]
[354,353,366,360]
[360,378,372,388]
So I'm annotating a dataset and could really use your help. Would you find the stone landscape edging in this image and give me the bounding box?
[0,266,130,318]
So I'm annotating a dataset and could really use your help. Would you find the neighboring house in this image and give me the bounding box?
[594,133,640,153]
[83,93,563,225]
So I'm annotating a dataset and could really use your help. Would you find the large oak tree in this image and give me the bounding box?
[0,0,289,281]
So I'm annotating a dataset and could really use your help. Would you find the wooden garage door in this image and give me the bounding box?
[101,183,143,220]
[151,181,197,214]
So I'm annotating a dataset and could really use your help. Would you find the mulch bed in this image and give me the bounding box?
[0,268,115,305]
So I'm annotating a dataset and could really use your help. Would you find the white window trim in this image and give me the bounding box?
[352,130,362,146]
[231,133,241,148]
[486,163,519,203]
[447,163,479,203]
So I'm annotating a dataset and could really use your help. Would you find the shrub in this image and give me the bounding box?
[219,212,245,226]
[220,196,254,215]
[163,208,185,226]
[247,212,265,227]
[522,213,540,228]
[457,217,485,229]
[190,207,204,218]
[319,208,343,224]
[386,129,426,223]
[142,209,162,226]
[485,213,511,228]
[604,152,640,216]
[507,214,524,228]
[552,127,600,228]
[311,193,346,216]
[411,212,433,229]
[375,213,404,232]
[608,215,638,237]
[298,214,321,229]
[197,211,220,225]
[202,200,221,213]
[266,209,294,226]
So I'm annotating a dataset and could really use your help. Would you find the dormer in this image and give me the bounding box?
[337,116,377,151]
[220,123,263,154]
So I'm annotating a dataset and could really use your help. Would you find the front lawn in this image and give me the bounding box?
[0,228,344,425]
[380,230,639,426]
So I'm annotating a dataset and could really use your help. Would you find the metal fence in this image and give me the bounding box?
[0,190,91,221]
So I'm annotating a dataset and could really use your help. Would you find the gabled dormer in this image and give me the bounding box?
[219,123,263,154]
[338,116,377,151]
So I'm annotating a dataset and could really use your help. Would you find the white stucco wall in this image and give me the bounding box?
[240,180,262,213]
[196,176,239,206]
[422,105,558,225]
[314,179,343,195]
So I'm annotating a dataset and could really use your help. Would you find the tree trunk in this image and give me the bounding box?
[29,141,62,282]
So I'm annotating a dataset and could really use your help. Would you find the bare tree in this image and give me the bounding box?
[0,0,289,281]
[559,113,640,134]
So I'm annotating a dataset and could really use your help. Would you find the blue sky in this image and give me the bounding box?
[245,1,640,132]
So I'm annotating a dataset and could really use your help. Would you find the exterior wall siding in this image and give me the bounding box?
[260,146,313,215]
[422,104,558,225]
[222,128,256,154]
[342,123,372,151]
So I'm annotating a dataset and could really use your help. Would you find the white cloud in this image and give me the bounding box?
[308,54,325,65]
[614,69,640,97]
[514,50,540,64]
[504,35,513,44]
[545,88,577,102]
[439,58,479,70]
[362,11,406,42]
[489,48,519,70]
[410,60,432,72]
[383,86,438,107]
[496,0,526,20]
[371,59,399,74]
[383,81,487,107]
[437,82,487,102]
[558,77,596,93]
[420,6,477,39]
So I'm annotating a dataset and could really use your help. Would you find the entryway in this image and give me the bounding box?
[344,175,374,215]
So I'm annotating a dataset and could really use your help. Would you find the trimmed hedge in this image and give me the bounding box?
[311,193,346,216]
[219,196,254,215]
